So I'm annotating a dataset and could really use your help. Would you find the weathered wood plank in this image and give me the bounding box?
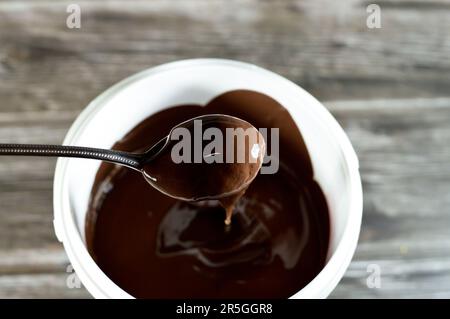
[0,0,449,114]
[329,98,450,298]
[0,273,91,299]
[332,258,450,298]
[0,248,90,298]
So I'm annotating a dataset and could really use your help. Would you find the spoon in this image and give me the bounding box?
[0,114,266,224]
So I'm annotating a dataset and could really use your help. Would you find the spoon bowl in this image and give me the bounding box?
[140,114,266,202]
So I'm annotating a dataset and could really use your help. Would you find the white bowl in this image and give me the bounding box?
[53,59,363,299]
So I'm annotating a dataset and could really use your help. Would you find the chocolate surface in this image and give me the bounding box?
[85,90,330,298]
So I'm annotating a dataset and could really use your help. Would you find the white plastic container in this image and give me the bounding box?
[53,59,363,299]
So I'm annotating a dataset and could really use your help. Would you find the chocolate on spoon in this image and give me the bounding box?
[0,114,266,224]
[141,114,266,224]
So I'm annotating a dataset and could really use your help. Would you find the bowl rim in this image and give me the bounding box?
[53,58,363,299]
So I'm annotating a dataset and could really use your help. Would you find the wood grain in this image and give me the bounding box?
[0,0,449,298]
[327,98,450,298]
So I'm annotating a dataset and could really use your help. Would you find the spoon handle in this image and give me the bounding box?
[0,144,143,170]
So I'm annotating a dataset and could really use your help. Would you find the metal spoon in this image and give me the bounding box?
[0,114,265,208]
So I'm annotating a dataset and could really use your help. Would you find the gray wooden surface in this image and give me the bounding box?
[0,0,449,298]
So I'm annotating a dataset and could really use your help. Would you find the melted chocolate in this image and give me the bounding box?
[85,90,330,298]
[141,114,265,224]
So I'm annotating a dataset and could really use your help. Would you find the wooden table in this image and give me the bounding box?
[0,0,449,298]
